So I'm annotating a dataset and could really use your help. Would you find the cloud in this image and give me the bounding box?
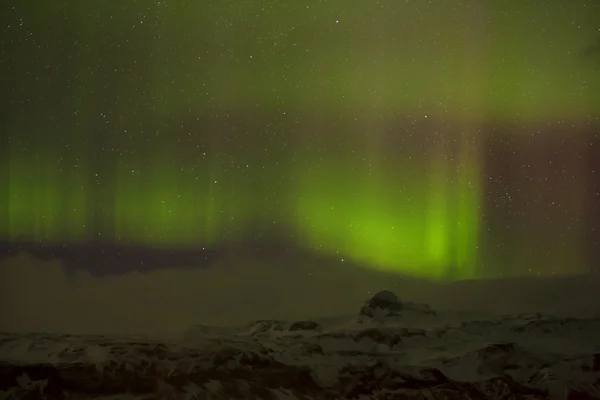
[0,252,414,335]
[581,35,600,64]
[0,252,598,336]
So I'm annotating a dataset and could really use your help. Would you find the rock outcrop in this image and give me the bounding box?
[359,290,404,317]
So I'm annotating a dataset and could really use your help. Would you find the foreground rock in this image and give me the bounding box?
[1,337,598,399]
[0,340,555,399]
[1,290,599,399]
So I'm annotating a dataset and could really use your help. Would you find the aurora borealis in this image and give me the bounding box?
[1,0,599,279]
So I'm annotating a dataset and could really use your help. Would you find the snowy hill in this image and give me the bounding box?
[1,290,599,399]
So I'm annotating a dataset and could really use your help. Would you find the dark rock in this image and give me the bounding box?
[288,320,321,332]
[353,328,403,347]
[567,387,600,400]
[247,320,288,334]
[359,290,403,317]
[398,327,428,338]
[476,342,518,359]
[299,343,324,355]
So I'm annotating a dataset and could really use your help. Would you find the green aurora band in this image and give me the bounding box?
[2,0,598,279]
[4,124,483,280]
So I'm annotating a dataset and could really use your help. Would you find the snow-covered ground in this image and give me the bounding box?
[1,289,599,399]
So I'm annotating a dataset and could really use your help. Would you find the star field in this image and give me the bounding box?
[1,0,599,279]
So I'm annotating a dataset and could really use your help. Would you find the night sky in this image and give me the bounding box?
[1,0,599,280]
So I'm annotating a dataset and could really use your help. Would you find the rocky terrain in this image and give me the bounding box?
[1,290,600,399]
